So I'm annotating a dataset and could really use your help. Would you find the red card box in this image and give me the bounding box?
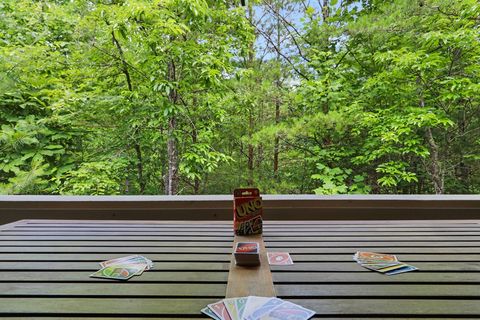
[233,188,263,236]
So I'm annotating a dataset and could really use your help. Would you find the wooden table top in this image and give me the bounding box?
[1,219,480,319]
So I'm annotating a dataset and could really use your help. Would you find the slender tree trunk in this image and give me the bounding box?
[418,76,444,194]
[111,30,145,194]
[134,143,145,193]
[457,109,469,191]
[273,1,281,180]
[246,2,255,186]
[273,100,280,178]
[247,108,254,185]
[425,127,444,194]
[165,60,179,195]
[322,0,330,22]
[191,112,200,194]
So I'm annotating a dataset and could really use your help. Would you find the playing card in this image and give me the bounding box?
[244,297,284,320]
[208,301,232,320]
[89,264,145,280]
[243,296,272,320]
[202,307,222,320]
[267,252,293,265]
[235,242,259,254]
[99,255,141,267]
[100,255,152,269]
[259,301,315,320]
[354,251,398,264]
[234,297,248,319]
[361,262,403,272]
[386,265,418,275]
[224,298,241,320]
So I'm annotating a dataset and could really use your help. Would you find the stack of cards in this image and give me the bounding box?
[354,251,418,275]
[267,252,293,265]
[234,242,260,266]
[202,296,315,320]
[90,255,153,280]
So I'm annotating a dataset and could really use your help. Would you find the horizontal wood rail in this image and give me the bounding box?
[0,195,479,224]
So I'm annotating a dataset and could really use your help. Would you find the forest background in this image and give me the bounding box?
[0,0,479,195]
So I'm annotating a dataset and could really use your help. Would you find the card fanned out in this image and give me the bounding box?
[90,255,154,280]
[203,296,315,320]
[354,251,418,275]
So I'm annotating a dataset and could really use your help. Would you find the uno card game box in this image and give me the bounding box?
[233,188,263,236]
[234,242,260,266]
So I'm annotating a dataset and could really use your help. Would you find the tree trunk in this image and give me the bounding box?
[247,108,254,186]
[134,143,145,193]
[191,116,200,194]
[111,30,146,194]
[273,1,281,180]
[322,0,330,22]
[425,127,444,194]
[165,60,179,195]
[166,116,178,195]
[418,76,444,194]
[246,2,255,186]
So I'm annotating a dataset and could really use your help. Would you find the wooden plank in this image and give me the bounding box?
[0,241,234,248]
[0,247,233,253]
[0,261,229,271]
[266,231,480,236]
[0,237,480,247]
[0,231,235,236]
[0,318,210,320]
[267,241,480,247]
[269,261,480,272]
[17,222,480,227]
[1,253,479,262]
[5,230,480,236]
[225,234,275,298]
[0,298,216,315]
[265,236,480,241]
[0,283,226,297]
[275,284,480,297]
[0,237,231,247]
[0,240,480,248]
[11,227,480,232]
[0,220,25,231]
[273,272,480,283]
[279,254,480,262]
[21,219,232,224]
[265,247,480,253]
[287,299,480,315]
[4,236,480,243]
[0,270,478,283]
[4,283,480,298]
[2,246,480,254]
[0,253,231,262]
[2,270,479,284]
[4,234,479,241]
[23,221,480,227]
[0,318,475,320]
[2,195,479,223]
[0,298,480,315]
[0,271,227,282]
[0,236,234,241]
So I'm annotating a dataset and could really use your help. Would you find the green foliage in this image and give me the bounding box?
[58,159,129,195]
[0,0,478,195]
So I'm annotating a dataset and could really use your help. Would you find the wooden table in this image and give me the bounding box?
[1,219,480,319]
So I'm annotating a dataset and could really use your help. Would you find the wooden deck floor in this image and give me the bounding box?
[0,219,480,318]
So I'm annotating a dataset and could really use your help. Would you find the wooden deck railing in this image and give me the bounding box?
[0,195,478,224]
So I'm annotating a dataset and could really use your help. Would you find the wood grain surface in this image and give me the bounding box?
[225,234,276,298]
[1,219,480,319]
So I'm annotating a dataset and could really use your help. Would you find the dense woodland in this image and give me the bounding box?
[0,0,479,195]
